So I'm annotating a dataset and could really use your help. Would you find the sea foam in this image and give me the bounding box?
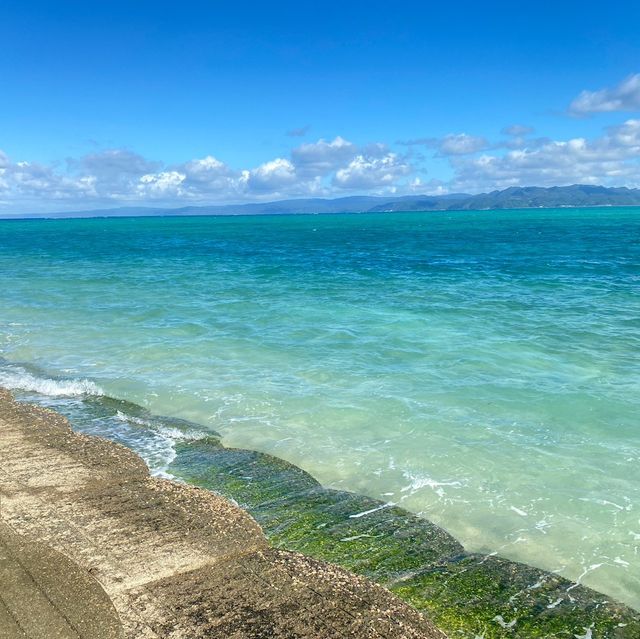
[0,367,102,397]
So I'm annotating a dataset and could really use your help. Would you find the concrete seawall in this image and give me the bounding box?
[0,388,443,638]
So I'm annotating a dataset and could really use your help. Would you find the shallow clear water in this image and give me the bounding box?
[1,209,639,607]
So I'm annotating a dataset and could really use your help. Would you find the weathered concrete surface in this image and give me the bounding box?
[0,389,444,639]
[0,521,123,639]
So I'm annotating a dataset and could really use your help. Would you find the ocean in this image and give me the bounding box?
[1,208,639,608]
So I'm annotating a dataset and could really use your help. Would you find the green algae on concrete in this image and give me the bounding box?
[170,437,640,639]
[392,556,639,639]
[1,390,443,639]
[10,389,639,638]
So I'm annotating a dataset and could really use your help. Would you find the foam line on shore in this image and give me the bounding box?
[0,387,443,639]
[2,361,640,637]
[0,363,102,397]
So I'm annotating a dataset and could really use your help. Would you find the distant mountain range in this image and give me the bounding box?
[369,185,640,212]
[9,184,640,219]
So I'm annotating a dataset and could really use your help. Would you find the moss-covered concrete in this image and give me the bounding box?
[171,437,640,638]
[0,389,442,639]
[12,388,639,638]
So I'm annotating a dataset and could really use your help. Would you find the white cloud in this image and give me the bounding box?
[0,153,98,201]
[242,157,298,192]
[70,149,160,199]
[607,118,640,147]
[450,119,640,191]
[291,136,357,176]
[3,118,640,213]
[137,171,187,197]
[500,125,538,148]
[437,133,490,156]
[78,148,159,178]
[183,155,227,174]
[569,74,640,115]
[333,153,411,190]
[0,138,417,213]
[0,153,10,193]
[178,155,239,197]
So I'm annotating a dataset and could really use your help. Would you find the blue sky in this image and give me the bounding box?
[1,0,640,213]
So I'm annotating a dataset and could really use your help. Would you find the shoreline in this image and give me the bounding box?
[3,203,640,221]
[3,385,640,638]
[0,388,442,638]
[5,358,639,610]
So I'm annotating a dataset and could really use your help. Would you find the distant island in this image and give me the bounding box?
[7,184,640,219]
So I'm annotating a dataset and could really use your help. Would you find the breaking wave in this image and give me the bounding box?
[0,366,103,397]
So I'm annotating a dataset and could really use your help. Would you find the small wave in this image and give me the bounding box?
[0,368,102,397]
[112,409,210,477]
[114,410,209,442]
[115,410,154,428]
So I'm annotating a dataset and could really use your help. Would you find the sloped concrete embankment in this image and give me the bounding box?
[0,389,444,639]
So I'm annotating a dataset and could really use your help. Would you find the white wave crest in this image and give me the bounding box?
[0,368,102,397]
[113,409,209,477]
[115,411,208,441]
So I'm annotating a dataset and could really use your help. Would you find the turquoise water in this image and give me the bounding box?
[1,209,639,608]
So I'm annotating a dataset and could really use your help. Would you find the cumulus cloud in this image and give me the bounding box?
[436,133,490,156]
[333,153,411,190]
[134,137,411,201]
[137,171,187,198]
[69,149,160,199]
[0,156,97,201]
[78,148,159,178]
[3,115,640,213]
[450,119,640,191]
[0,134,422,213]
[177,156,239,197]
[291,136,357,177]
[569,74,640,115]
[500,128,549,151]
[241,158,298,192]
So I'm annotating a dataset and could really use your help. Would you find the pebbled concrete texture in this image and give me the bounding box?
[0,388,444,639]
